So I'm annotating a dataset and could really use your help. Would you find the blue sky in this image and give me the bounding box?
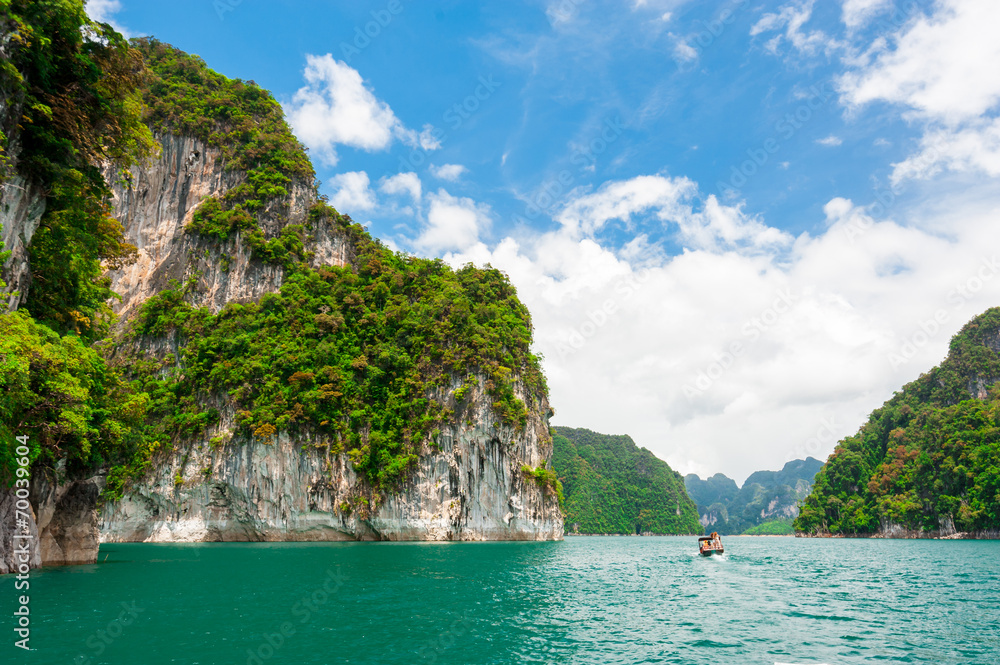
[91,0,1000,482]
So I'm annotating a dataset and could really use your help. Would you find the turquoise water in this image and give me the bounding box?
[2,536,998,664]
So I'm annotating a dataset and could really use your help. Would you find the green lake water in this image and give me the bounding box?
[2,536,998,664]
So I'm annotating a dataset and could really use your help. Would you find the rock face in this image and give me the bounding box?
[92,132,562,545]
[0,173,45,310]
[30,470,104,566]
[3,114,561,569]
[101,380,563,543]
[1,85,46,310]
[0,488,41,575]
[104,133,351,320]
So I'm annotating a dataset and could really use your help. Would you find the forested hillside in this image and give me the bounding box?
[796,308,1000,536]
[551,427,699,534]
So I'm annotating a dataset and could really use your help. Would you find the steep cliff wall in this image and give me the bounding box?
[2,33,562,572]
[100,379,562,543]
[93,128,562,544]
[0,172,45,310]
[104,133,350,321]
[0,71,45,311]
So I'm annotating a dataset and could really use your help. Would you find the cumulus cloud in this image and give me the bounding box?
[556,175,792,252]
[838,0,1000,182]
[431,180,1000,482]
[839,0,1000,125]
[380,172,422,202]
[415,190,492,253]
[285,55,431,166]
[430,164,468,182]
[329,171,376,213]
[816,135,843,147]
[891,118,1000,183]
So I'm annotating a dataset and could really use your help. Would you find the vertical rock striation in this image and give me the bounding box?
[104,133,350,320]
[100,380,563,543]
[3,40,562,571]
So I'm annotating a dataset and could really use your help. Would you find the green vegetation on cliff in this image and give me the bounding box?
[1,0,154,484]
[551,427,699,534]
[796,308,1000,535]
[0,4,549,503]
[126,204,546,493]
[133,38,314,260]
[0,311,150,479]
[742,519,795,536]
[1,0,155,338]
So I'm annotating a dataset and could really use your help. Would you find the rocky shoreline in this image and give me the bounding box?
[796,530,1000,540]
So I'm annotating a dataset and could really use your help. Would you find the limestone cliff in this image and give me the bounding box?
[97,133,562,545]
[103,133,350,321]
[100,378,562,543]
[1,36,562,573]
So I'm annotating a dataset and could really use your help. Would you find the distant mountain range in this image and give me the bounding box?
[685,458,824,535]
[551,427,700,535]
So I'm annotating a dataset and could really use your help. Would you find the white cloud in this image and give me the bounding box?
[838,0,1000,182]
[891,117,1000,183]
[750,0,840,56]
[85,0,130,36]
[673,40,698,63]
[380,172,422,202]
[839,0,1000,125]
[432,181,1000,483]
[841,0,893,30]
[430,164,468,182]
[285,55,427,166]
[416,190,492,253]
[816,135,843,147]
[555,175,792,252]
[329,171,376,213]
[418,126,443,151]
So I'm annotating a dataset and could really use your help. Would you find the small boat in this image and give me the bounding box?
[698,532,724,556]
